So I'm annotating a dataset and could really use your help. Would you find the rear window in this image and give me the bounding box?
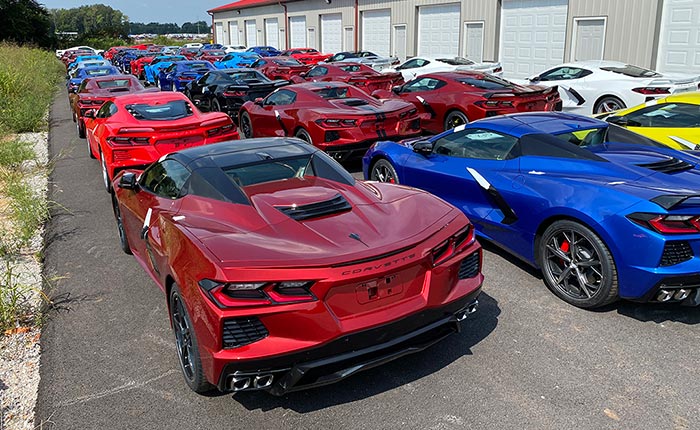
[273,58,303,66]
[457,75,513,90]
[600,64,661,78]
[224,71,265,81]
[96,79,132,89]
[125,100,193,121]
[338,65,364,73]
[312,86,350,99]
[85,68,114,76]
[204,50,226,56]
[437,57,475,66]
[183,63,210,70]
[225,155,312,187]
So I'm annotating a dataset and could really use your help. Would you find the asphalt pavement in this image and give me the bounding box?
[35,89,700,429]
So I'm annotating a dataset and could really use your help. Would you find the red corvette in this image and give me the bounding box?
[178,47,200,59]
[103,46,128,61]
[84,91,238,192]
[279,48,332,65]
[70,75,157,139]
[250,56,311,81]
[130,55,155,80]
[239,82,421,160]
[195,49,227,63]
[293,63,404,93]
[372,71,563,134]
[110,138,483,395]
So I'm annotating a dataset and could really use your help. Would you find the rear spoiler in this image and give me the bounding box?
[483,85,558,99]
[651,194,700,210]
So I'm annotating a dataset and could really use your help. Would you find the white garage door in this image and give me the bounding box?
[245,20,257,47]
[362,9,391,57]
[657,0,700,74]
[228,21,239,45]
[289,16,306,48]
[417,3,461,57]
[215,22,224,44]
[265,18,279,49]
[321,14,342,54]
[500,0,568,79]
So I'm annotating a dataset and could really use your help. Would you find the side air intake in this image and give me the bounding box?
[276,194,351,221]
[636,157,693,174]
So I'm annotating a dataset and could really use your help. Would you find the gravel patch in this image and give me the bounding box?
[0,131,49,430]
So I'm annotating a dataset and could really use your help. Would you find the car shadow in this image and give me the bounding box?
[232,292,500,412]
[478,238,542,279]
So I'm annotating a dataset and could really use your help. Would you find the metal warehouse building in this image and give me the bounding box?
[209,0,700,78]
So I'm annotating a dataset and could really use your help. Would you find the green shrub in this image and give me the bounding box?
[0,43,64,133]
[0,138,34,168]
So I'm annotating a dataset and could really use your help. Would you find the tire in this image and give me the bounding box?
[593,96,626,114]
[76,119,86,139]
[71,110,77,123]
[87,135,96,159]
[444,110,468,131]
[295,128,312,144]
[99,148,112,193]
[111,191,132,255]
[539,220,618,309]
[211,98,222,112]
[370,158,400,184]
[240,111,253,138]
[169,283,214,394]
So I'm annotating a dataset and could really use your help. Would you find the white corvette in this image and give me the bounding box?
[519,60,700,114]
[385,56,503,81]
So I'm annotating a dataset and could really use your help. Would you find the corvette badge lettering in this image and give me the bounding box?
[341,253,416,275]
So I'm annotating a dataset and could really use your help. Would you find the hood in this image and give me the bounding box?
[177,177,458,267]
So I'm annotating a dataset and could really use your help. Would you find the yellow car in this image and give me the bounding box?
[597,92,700,150]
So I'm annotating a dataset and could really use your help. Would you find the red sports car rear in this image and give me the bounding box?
[111,138,483,395]
[252,56,311,81]
[240,82,421,161]
[84,91,239,192]
[294,63,405,93]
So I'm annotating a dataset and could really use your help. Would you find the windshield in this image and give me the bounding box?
[126,100,193,121]
[553,125,667,148]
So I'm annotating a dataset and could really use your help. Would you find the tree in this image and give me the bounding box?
[51,4,129,39]
[0,0,56,48]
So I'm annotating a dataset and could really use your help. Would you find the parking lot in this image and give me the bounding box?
[33,90,700,430]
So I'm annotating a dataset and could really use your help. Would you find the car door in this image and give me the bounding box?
[397,77,448,129]
[119,159,188,276]
[86,101,116,157]
[395,58,429,81]
[620,101,700,150]
[400,127,520,232]
[529,66,593,110]
[251,89,298,137]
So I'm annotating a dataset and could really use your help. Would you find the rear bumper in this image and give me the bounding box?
[315,119,422,161]
[216,286,481,394]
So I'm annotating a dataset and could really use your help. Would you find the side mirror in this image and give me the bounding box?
[413,141,433,156]
[118,172,139,190]
[606,115,628,126]
[529,75,541,82]
[391,85,402,94]
[83,109,96,119]
[254,97,264,106]
[299,72,307,78]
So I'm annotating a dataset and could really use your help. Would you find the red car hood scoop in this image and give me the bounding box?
[274,193,352,221]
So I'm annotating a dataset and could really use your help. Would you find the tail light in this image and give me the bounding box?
[315,118,357,128]
[106,136,150,146]
[400,108,417,118]
[80,98,106,106]
[632,87,670,95]
[198,279,316,308]
[628,213,700,234]
[223,90,246,97]
[431,225,475,266]
[207,123,234,136]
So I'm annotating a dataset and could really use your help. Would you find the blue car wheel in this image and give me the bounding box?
[539,220,619,308]
[369,159,399,184]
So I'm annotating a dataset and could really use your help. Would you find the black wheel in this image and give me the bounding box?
[211,98,221,112]
[295,128,312,144]
[593,96,626,114]
[444,110,468,131]
[99,148,112,193]
[169,283,214,394]
[111,191,132,255]
[370,159,400,184]
[539,220,618,308]
[76,119,86,139]
[240,111,253,138]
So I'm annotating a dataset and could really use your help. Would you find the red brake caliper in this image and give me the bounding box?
[559,240,570,265]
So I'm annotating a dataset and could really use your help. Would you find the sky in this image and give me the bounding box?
[39,0,234,25]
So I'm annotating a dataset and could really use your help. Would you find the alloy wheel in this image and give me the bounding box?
[171,294,195,380]
[542,229,604,301]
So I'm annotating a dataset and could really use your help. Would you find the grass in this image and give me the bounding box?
[0,43,62,332]
[0,43,64,133]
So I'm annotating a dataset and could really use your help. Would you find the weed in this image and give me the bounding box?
[1,171,48,249]
[0,138,34,168]
[0,260,43,331]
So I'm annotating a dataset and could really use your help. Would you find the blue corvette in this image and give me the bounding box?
[364,112,700,308]
[143,55,186,86]
[158,60,215,91]
[214,51,260,69]
[67,65,120,93]
[246,46,281,57]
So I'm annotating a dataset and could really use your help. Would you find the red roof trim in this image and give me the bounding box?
[208,0,288,13]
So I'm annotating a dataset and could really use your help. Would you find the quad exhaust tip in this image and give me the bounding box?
[456,300,479,321]
[230,374,275,392]
[656,288,692,302]
[230,376,251,391]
